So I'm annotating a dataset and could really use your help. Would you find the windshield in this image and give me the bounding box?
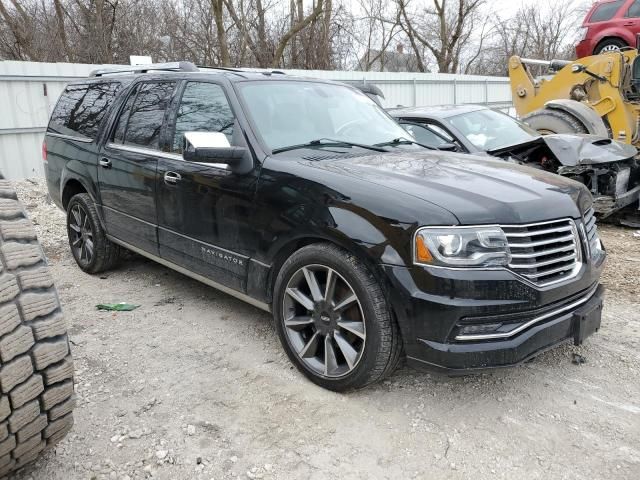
[237,81,411,152]
[447,109,539,151]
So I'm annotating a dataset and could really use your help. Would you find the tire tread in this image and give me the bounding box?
[0,177,74,475]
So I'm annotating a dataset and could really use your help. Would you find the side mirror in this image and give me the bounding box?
[437,143,458,152]
[183,132,247,165]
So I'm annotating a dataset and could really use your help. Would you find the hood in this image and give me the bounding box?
[500,134,637,166]
[318,150,592,225]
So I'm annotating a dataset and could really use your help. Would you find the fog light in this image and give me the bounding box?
[457,323,503,337]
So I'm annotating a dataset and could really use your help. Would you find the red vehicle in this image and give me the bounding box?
[576,0,640,58]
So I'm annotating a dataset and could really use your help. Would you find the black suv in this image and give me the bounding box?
[44,62,606,391]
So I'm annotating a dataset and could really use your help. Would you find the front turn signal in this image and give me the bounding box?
[415,234,433,263]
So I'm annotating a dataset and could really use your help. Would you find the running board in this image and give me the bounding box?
[106,236,272,313]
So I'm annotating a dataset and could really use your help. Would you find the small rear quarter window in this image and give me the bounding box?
[48,82,122,140]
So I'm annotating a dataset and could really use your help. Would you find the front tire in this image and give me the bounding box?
[273,244,401,391]
[66,194,120,274]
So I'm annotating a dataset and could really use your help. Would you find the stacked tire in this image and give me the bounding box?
[0,177,74,476]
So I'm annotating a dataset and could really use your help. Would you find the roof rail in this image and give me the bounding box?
[89,61,199,77]
[197,65,287,76]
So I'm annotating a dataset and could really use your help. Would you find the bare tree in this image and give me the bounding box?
[397,0,485,73]
[470,1,585,76]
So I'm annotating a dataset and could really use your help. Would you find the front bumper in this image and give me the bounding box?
[575,40,592,59]
[382,256,605,372]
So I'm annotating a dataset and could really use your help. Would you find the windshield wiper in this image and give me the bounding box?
[374,138,436,150]
[271,138,387,154]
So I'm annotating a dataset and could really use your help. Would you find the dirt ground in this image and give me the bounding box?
[8,179,640,480]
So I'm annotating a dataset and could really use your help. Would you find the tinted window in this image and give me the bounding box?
[113,82,176,150]
[49,82,121,139]
[590,0,624,22]
[172,82,235,153]
[401,123,452,147]
[112,84,140,144]
[627,0,640,16]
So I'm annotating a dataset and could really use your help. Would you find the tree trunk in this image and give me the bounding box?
[211,0,230,66]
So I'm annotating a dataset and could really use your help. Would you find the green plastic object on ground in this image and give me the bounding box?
[96,303,140,311]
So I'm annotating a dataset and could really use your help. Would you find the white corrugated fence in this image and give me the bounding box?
[0,60,512,180]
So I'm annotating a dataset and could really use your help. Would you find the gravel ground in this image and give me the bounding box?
[8,178,640,480]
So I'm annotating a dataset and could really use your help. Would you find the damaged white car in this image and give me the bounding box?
[388,104,640,225]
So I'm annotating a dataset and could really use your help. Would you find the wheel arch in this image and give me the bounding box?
[593,34,630,52]
[61,178,88,210]
[266,232,384,302]
[263,224,405,311]
[542,100,609,136]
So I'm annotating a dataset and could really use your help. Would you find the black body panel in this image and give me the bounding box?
[44,70,606,373]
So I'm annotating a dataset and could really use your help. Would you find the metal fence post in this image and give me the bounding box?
[453,79,457,105]
[485,79,489,105]
[413,78,417,106]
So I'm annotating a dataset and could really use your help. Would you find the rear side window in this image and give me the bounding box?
[111,82,176,150]
[590,0,624,22]
[48,82,122,140]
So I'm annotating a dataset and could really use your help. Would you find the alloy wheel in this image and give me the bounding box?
[282,264,366,378]
[68,204,94,265]
[600,44,621,53]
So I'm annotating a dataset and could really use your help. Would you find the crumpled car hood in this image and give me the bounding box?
[489,133,637,166]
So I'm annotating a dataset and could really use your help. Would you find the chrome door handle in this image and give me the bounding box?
[99,158,112,168]
[164,171,182,185]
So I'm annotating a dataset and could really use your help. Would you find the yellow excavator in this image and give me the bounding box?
[509,50,640,144]
[508,50,640,226]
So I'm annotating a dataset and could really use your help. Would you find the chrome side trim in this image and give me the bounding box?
[250,258,271,269]
[46,132,94,143]
[106,142,183,161]
[106,142,229,169]
[106,235,271,313]
[454,283,599,341]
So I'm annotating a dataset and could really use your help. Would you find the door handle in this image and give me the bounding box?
[164,171,182,185]
[99,158,112,168]
[624,22,635,26]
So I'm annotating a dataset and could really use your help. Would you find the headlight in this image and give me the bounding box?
[579,26,588,40]
[414,226,511,267]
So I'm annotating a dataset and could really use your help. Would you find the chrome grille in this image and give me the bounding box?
[583,207,599,258]
[502,219,581,286]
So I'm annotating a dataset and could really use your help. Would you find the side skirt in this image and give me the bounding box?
[106,235,272,313]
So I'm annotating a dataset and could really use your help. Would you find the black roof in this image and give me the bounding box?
[72,61,340,87]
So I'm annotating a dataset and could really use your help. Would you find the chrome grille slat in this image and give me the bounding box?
[583,207,600,257]
[522,263,579,279]
[506,233,575,248]
[510,253,577,269]
[510,244,575,259]
[502,218,581,286]
[504,225,573,237]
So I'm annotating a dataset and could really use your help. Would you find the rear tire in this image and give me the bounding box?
[0,177,75,476]
[273,243,401,391]
[522,108,588,135]
[67,193,120,274]
[594,38,627,55]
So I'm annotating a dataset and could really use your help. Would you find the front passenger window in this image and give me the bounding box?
[627,0,640,17]
[172,82,235,153]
